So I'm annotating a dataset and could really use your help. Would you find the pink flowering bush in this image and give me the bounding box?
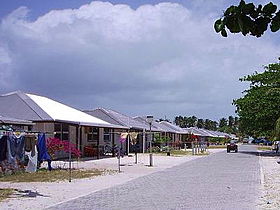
[47,138,81,158]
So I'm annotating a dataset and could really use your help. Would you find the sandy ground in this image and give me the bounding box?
[0,149,223,210]
[258,154,280,209]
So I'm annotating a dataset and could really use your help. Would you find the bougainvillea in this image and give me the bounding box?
[46,138,81,158]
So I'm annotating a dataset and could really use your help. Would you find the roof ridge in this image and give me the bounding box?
[98,108,127,127]
[18,92,53,121]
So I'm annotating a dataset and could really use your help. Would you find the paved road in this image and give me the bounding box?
[48,145,261,210]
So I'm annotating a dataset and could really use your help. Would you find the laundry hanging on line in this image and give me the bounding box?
[129,132,138,145]
[119,132,128,143]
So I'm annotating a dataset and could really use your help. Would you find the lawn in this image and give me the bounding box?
[0,188,14,202]
[257,146,272,151]
[153,150,191,156]
[154,150,203,156]
[194,151,210,156]
[0,168,109,182]
[208,145,227,149]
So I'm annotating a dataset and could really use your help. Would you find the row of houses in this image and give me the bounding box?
[0,91,235,158]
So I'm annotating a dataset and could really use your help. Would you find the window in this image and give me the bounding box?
[87,127,99,143]
[104,128,111,142]
[54,123,69,141]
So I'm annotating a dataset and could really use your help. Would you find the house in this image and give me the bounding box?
[157,121,187,142]
[84,108,162,153]
[0,91,127,157]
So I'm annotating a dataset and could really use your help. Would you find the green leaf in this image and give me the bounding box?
[270,19,280,32]
[238,0,246,8]
[257,5,262,13]
[263,2,277,14]
[221,29,227,37]
[239,15,251,35]
[214,19,223,32]
[250,10,259,19]
[226,16,241,33]
[243,3,255,14]
[225,6,237,16]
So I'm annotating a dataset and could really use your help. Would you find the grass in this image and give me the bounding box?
[153,150,192,156]
[257,146,272,151]
[0,168,108,183]
[194,151,210,156]
[208,145,227,149]
[153,150,210,156]
[170,150,192,156]
[0,188,14,202]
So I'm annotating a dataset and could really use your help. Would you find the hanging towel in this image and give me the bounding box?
[129,132,138,145]
[7,135,25,164]
[25,135,37,156]
[119,133,128,143]
[0,136,7,161]
[37,133,51,161]
[25,147,38,173]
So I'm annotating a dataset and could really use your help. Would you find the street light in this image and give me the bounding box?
[146,115,153,166]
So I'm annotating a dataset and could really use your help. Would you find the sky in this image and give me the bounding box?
[0,0,279,122]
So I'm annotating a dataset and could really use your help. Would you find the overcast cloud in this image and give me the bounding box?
[0,1,279,121]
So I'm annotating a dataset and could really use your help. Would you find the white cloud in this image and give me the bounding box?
[0,1,279,120]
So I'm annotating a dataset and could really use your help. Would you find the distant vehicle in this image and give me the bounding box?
[263,140,273,146]
[273,141,280,152]
[252,138,272,145]
[227,140,238,153]
[242,138,249,144]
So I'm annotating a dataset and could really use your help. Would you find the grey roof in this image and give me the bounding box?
[159,121,187,134]
[133,116,165,132]
[0,91,52,121]
[183,127,232,138]
[0,115,34,125]
[85,108,150,130]
[183,127,215,137]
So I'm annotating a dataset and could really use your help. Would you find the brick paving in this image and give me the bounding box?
[48,145,260,210]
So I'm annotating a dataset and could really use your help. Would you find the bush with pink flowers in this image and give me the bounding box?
[46,137,81,159]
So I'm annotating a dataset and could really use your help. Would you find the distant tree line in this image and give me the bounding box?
[174,115,239,134]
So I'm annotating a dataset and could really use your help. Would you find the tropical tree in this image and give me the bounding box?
[228,116,235,127]
[214,0,280,37]
[197,119,204,128]
[188,116,198,127]
[174,116,185,127]
[219,118,228,128]
[233,61,280,137]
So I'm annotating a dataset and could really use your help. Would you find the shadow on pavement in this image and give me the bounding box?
[14,189,50,198]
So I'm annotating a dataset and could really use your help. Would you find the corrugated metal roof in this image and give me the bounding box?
[183,127,233,138]
[159,121,187,134]
[0,91,51,121]
[85,108,149,130]
[133,116,165,132]
[0,115,34,125]
[0,91,125,128]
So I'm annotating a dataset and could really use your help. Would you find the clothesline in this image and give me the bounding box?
[0,132,52,175]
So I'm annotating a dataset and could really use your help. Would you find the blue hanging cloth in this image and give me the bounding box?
[37,133,51,161]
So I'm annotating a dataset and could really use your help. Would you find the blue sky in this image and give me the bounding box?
[0,0,279,121]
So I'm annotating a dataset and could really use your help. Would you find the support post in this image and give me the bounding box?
[69,141,72,182]
[142,129,145,153]
[127,133,130,155]
[149,153,153,167]
[149,123,153,167]
[135,152,137,164]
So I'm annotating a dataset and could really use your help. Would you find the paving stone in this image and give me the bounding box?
[48,145,260,210]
